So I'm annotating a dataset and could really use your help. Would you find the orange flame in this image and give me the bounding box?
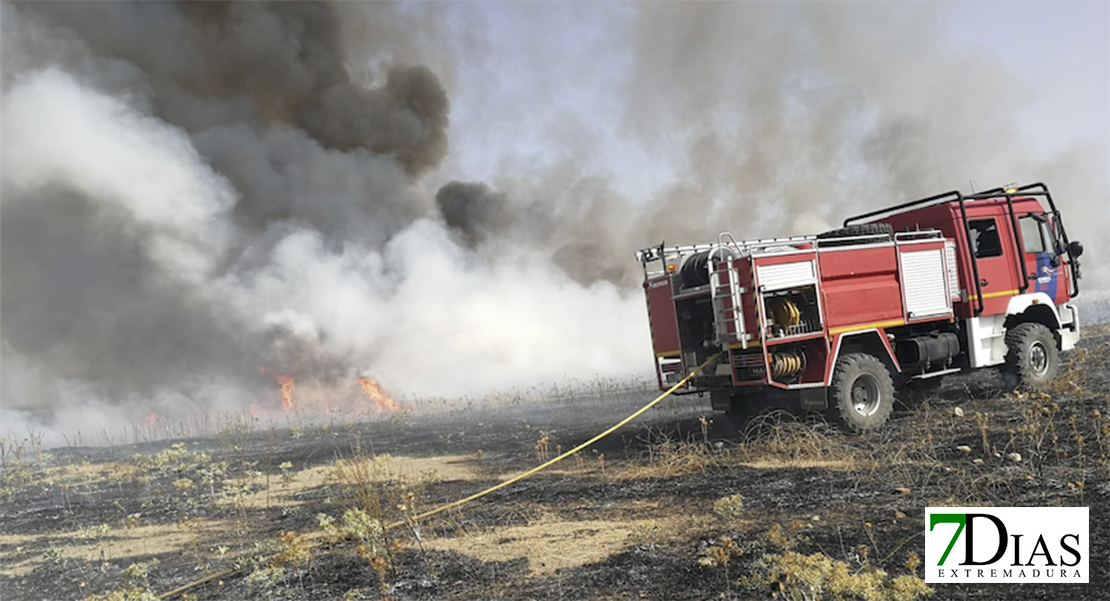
[357,377,400,413]
[275,374,295,410]
[261,368,296,410]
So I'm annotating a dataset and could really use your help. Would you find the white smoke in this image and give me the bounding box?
[0,63,653,444]
[3,69,235,281]
[230,220,648,398]
[1,2,1105,447]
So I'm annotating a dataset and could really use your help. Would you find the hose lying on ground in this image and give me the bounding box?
[157,353,722,600]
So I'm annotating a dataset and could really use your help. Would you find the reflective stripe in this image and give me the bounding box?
[829,319,906,335]
[970,289,1019,300]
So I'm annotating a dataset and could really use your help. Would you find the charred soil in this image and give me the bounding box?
[2,327,1108,601]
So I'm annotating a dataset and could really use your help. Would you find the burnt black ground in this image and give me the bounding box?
[2,328,1108,601]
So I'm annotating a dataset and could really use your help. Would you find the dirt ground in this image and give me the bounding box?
[2,326,1108,601]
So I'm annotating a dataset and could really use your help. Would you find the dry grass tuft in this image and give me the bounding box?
[614,413,866,480]
[735,414,867,470]
[737,524,932,601]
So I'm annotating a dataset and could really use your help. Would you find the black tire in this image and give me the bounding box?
[724,408,750,433]
[828,353,895,432]
[724,388,799,432]
[723,390,760,432]
[1003,323,1059,390]
[817,223,894,247]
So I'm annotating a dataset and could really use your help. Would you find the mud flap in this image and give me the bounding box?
[710,389,731,411]
[799,387,828,411]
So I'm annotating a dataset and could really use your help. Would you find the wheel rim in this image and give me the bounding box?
[851,374,882,417]
[1029,341,1049,377]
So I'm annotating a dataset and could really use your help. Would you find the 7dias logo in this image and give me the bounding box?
[925,507,1088,583]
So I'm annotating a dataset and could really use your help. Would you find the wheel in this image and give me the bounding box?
[723,388,799,433]
[1003,323,1059,390]
[828,353,895,432]
[724,409,749,433]
[816,223,894,247]
[723,391,759,432]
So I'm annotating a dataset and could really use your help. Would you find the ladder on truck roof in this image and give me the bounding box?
[636,229,944,281]
[841,182,1080,314]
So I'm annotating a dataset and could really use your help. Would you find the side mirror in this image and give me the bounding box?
[1069,240,1084,258]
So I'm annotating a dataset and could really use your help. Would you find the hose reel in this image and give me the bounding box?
[679,246,736,289]
[768,297,802,329]
[770,348,806,378]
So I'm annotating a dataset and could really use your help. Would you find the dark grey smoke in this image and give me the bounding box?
[1,2,1105,444]
[1,186,250,395]
[8,2,450,172]
[0,1,462,435]
[434,181,511,247]
[444,4,1106,289]
[0,2,653,444]
[301,63,449,176]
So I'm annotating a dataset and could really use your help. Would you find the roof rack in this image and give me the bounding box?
[842,183,1078,311]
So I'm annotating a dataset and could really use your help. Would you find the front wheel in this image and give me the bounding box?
[1003,323,1059,390]
[829,353,895,432]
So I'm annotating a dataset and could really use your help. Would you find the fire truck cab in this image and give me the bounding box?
[636,182,1083,432]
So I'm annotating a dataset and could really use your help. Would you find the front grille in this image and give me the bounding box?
[732,351,766,381]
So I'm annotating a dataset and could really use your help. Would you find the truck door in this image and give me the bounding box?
[966,217,1021,315]
[1017,213,1067,305]
[1049,213,1077,302]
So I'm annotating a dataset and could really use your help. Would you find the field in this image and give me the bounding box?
[2,326,1108,601]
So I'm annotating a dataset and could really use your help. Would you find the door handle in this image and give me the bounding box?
[979,279,989,287]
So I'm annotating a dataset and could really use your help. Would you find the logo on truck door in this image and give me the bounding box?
[1032,254,1058,297]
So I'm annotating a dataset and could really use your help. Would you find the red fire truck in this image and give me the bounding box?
[636,183,1084,431]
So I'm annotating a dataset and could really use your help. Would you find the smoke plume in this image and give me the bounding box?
[1,2,1106,445]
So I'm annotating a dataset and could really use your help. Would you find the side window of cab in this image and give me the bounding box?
[968,219,1002,258]
[1018,215,1046,254]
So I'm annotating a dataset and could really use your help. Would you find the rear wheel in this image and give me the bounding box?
[1003,323,1059,390]
[829,353,895,432]
[724,388,795,432]
[723,390,761,432]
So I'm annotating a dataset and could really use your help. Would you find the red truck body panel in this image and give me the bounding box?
[636,184,1080,401]
[818,246,904,331]
[875,196,1063,318]
[644,276,680,358]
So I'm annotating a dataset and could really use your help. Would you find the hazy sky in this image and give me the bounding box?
[945,2,1109,153]
[439,2,1109,205]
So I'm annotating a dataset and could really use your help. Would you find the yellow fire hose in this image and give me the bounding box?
[157,353,721,600]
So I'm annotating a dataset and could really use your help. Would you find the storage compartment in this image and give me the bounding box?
[763,285,822,339]
[676,295,715,352]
